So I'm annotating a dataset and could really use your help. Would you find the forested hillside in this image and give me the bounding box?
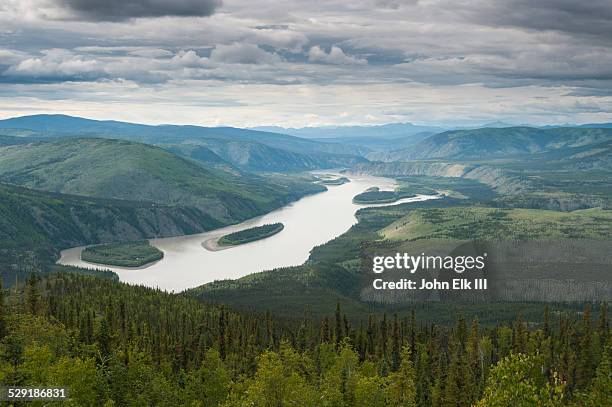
[0,273,609,406]
[0,182,225,271]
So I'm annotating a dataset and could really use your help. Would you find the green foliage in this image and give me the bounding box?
[225,349,318,407]
[185,349,231,406]
[218,223,284,246]
[0,274,608,406]
[387,347,416,406]
[476,353,565,407]
[81,240,163,267]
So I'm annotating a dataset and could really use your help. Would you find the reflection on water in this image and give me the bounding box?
[58,174,440,292]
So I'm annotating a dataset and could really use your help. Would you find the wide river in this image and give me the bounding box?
[58,174,439,292]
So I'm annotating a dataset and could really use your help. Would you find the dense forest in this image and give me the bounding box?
[0,273,609,406]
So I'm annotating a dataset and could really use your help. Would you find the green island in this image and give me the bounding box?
[318,176,350,185]
[81,240,164,267]
[352,186,416,204]
[218,223,284,246]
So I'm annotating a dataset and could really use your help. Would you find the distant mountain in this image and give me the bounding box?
[476,121,520,128]
[577,123,612,129]
[0,114,370,171]
[374,127,612,161]
[0,138,324,224]
[252,122,446,139]
[312,132,436,154]
[166,140,366,172]
[519,139,612,171]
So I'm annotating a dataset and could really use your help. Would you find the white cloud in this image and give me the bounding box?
[5,49,106,80]
[308,46,367,65]
[0,0,610,126]
[209,43,281,64]
[171,50,208,67]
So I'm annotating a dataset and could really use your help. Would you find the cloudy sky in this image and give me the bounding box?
[0,0,611,127]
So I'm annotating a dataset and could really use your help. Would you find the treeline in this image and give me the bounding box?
[0,273,609,406]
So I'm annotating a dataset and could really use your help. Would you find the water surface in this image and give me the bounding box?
[58,174,439,292]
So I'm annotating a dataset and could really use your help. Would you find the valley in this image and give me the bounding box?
[1,115,610,302]
[1,115,611,407]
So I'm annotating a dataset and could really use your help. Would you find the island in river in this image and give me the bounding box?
[81,240,164,267]
[318,176,350,186]
[352,187,416,204]
[58,174,441,292]
[218,223,284,247]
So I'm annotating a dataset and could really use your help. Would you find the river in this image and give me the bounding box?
[58,174,440,292]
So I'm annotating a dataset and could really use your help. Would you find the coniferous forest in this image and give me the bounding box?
[0,273,609,406]
[2,1,612,403]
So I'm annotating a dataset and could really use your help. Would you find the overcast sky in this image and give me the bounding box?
[0,0,611,127]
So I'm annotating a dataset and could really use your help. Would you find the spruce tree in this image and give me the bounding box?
[0,281,6,341]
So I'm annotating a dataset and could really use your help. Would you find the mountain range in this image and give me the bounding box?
[0,114,369,172]
[370,127,612,161]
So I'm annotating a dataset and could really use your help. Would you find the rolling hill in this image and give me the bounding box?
[0,138,324,224]
[372,127,612,161]
[165,139,367,172]
[0,114,369,171]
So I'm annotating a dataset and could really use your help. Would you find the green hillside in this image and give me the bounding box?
[377,127,612,161]
[0,182,228,271]
[0,138,324,223]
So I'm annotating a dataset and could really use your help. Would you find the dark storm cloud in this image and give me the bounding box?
[462,0,612,42]
[56,0,222,21]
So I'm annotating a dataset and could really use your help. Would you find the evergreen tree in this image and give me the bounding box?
[584,344,612,406]
[576,304,594,388]
[335,302,343,349]
[0,281,6,341]
[386,346,417,406]
[25,274,40,315]
[391,314,401,371]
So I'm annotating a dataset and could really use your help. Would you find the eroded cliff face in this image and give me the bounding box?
[350,161,472,178]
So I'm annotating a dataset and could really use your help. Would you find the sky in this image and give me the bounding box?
[0,0,611,128]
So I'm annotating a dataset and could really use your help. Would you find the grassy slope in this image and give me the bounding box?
[382,207,611,241]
